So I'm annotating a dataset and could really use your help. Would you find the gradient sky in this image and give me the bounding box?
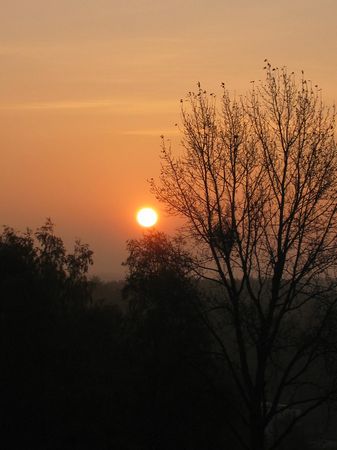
[1,0,337,278]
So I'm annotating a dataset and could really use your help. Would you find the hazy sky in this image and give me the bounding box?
[1,0,337,278]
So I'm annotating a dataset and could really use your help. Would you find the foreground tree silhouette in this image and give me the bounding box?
[122,231,235,450]
[0,220,94,449]
[152,64,337,449]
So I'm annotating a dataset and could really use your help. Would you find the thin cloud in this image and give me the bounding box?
[121,128,180,137]
[0,99,179,114]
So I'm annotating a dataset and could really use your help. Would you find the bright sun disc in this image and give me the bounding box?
[137,208,158,227]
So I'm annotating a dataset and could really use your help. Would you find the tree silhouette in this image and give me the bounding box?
[152,63,337,450]
[123,230,240,449]
[0,220,94,450]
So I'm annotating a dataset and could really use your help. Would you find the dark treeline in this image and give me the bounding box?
[0,222,242,450]
[2,222,336,450]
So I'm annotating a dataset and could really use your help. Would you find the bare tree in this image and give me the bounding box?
[152,63,337,450]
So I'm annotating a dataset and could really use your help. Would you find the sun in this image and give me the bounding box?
[136,207,158,228]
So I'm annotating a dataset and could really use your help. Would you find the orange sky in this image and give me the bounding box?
[1,0,337,278]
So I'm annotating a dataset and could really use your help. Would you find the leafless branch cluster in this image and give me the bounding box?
[152,63,337,449]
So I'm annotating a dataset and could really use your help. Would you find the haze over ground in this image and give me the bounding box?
[1,0,337,278]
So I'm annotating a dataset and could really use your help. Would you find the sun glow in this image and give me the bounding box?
[136,207,158,227]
